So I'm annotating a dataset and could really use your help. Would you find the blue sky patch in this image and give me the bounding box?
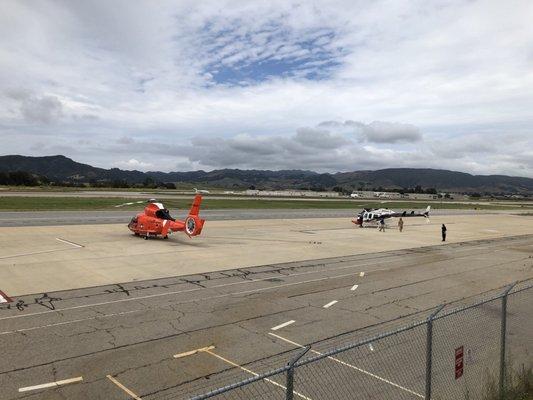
[199,21,345,85]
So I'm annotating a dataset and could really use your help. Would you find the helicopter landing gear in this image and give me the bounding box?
[144,235,149,240]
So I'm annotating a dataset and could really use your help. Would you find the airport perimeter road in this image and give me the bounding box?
[0,235,532,400]
[0,208,516,227]
[0,209,357,227]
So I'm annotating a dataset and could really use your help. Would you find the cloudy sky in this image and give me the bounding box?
[1,0,532,177]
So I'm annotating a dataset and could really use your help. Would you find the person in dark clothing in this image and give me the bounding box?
[441,224,447,241]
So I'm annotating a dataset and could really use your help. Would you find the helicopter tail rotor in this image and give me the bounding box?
[184,195,205,236]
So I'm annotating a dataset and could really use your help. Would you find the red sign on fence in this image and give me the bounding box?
[455,346,464,379]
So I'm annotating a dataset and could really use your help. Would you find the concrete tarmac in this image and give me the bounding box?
[0,212,532,399]
[1,214,533,295]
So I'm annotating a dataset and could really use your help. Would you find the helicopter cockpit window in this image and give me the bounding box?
[155,208,175,221]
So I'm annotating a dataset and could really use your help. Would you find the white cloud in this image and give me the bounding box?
[0,0,532,177]
[355,121,422,144]
[113,159,153,171]
[5,89,63,124]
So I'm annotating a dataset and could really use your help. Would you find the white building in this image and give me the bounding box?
[245,189,339,198]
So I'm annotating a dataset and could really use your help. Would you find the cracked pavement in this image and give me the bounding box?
[0,233,532,399]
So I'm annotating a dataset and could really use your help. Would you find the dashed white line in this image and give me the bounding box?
[18,376,83,392]
[350,284,359,291]
[0,309,142,336]
[204,349,312,400]
[323,300,338,309]
[0,248,72,260]
[359,271,365,277]
[55,237,84,248]
[269,333,423,399]
[107,375,142,399]
[0,272,361,322]
[174,345,215,359]
[271,320,296,331]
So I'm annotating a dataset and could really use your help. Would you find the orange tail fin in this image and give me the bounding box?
[188,194,202,216]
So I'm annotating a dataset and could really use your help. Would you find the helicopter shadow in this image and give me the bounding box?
[139,234,212,248]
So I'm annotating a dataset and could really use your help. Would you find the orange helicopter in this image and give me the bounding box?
[126,195,205,240]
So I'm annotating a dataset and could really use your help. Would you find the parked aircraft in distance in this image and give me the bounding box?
[353,206,430,227]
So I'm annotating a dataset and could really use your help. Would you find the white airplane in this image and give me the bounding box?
[350,193,361,198]
[353,206,431,227]
[194,188,210,194]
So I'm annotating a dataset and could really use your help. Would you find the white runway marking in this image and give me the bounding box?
[271,320,296,331]
[0,271,362,322]
[323,300,338,309]
[269,333,423,399]
[359,271,365,277]
[107,375,142,399]
[0,309,142,336]
[2,238,86,259]
[174,345,215,359]
[0,248,73,260]
[18,376,83,392]
[55,237,84,248]
[350,284,359,291]
[0,249,497,321]
[205,349,312,400]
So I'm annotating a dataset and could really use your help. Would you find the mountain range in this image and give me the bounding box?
[1,155,532,194]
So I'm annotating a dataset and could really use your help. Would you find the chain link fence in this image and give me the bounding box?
[185,282,532,400]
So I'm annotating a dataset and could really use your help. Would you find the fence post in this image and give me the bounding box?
[286,345,311,400]
[499,282,517,400]
[425,304,445,400]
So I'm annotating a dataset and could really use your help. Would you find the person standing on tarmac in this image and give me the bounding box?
[398,218,404,232]
[441,224,447,241]
[378,218,386,232]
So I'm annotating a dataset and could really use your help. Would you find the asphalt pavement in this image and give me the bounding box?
[0,208,512,227]
[1,235,531,400]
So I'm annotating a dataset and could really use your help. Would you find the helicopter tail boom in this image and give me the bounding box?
[189,194,202,216]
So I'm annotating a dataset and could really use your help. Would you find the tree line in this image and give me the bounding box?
[0,170,178,189]
[0,171,49,186]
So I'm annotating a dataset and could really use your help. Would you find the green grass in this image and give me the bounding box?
[1,196,532,211]
[483,364,532,400]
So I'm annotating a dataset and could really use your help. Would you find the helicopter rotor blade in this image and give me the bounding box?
[114,200,145,208]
